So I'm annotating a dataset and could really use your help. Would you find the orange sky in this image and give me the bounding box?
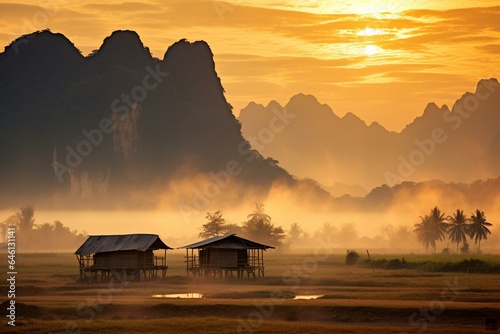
[1,1,500,131]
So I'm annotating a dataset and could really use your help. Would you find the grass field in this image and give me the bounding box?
[1,251,499,333]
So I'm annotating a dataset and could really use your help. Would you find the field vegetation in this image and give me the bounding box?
[1,251,499,333]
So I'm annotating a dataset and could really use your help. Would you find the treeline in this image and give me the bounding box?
[200,204,417,250]
[0,206,86,251]
[414,207,493,253]
[199,204,286,247]
[200,205,496,253]
[199,204,379,249]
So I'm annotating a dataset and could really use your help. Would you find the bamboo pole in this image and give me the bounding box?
[366,250,375,273]
[261,249,265,278]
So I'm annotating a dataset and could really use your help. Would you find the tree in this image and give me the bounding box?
[225,223,243,235]
[381,225,415,249]
[414,207,448,253]
[0,221,7,243]
[36,223,54,247]
[287,223,310,248]
[469,209,492,253]
[315,222,339,243]
[17,205,35,233]
[288,223,304,244]
[247,203,271,224]
[338,222,358,243]
[2,206,86,250]
[242,203,285,246]
[33,220,86,250]
[414,215,433,252]
[199,210,228,238]
[0,215,17,242]
[447,209,470,254]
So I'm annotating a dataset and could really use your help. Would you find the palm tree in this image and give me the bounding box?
[243,203,285,246]
[469,209,492,253]
[447,209,470,254]
[430,207,447,229]
[247,203,271,224]
[414,207,448,253]
[414,215,434,253]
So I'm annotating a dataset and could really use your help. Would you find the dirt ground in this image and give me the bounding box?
[1,252,499,333]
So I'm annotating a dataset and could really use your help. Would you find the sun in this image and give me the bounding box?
[363,45,381,56]
[358,28,386,37]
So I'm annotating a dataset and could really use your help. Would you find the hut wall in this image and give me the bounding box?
[94,250,153,270]
[200,249,239,268]
[237,249,248,267]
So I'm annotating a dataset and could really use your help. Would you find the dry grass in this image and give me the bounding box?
[4,318,494,334]
[1,252,499,333]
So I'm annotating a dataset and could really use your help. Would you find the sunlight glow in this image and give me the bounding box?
[316,0,404,15]
[358,28,386,37]
[364,45,381,56]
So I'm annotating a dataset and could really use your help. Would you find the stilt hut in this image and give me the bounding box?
[75,234,172,282]
[180,234,274,278]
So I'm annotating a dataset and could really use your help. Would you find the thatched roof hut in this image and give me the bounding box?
[75,234,172,281]
[180,234,274,278]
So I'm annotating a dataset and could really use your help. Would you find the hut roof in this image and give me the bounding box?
[180,234,275,250]
[75,234,172,256]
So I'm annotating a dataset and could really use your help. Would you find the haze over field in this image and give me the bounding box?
[0,1,499,251]
[239,80,500,191]
[3,5,500,334]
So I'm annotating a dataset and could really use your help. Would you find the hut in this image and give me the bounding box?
[75,234,172,282]
[180,234,274,278]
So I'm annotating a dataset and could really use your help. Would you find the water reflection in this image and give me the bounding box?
[152,293,204,299]
[293,295,323,300]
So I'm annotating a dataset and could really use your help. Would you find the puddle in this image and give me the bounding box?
[152,293,204,299]
[152,293,322,300]
[293,295,323,300]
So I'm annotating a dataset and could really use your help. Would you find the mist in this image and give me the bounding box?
[3,173,498,253]
[0,31,497,254]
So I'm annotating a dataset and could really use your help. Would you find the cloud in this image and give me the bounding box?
[480,44,500,54]
[81,2,162,12]
[0,3,47,15]
[0,1,499,131]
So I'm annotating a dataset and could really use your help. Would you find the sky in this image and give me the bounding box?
[1,0,500,131]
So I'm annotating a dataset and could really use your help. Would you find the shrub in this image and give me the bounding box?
[345,250,360,265]
[386,258,407,269]
[441,248,452,255]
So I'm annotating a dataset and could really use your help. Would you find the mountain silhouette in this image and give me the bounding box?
[2,30,498,210]
[239,80,500,193]
[0,30,330,208]
[239,93,399,192]
[486,132,500,170]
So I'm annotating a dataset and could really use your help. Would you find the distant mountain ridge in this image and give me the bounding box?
[0,30,330,208]
[239,79,500,193]
[1,30,498,212]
